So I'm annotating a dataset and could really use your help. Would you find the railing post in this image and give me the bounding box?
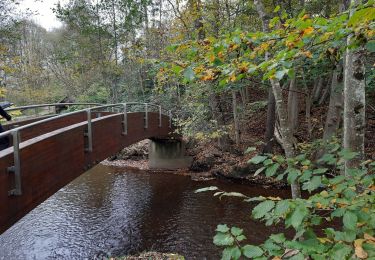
[122,103,127,135]
[159,106,162,127]
[169,110,172,128]
[144,103,148,129]
[85,109,93,152]
[8,130,22,196]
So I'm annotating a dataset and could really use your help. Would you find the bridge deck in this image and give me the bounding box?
[0,110,173,234]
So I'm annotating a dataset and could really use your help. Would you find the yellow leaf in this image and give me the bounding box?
[267,196,282,201]
[272,257,281,260]
[238,62,249,73]
[200,69,216,81]
[208,54,215,62]
[260,42,269,51]
[364,233,375,242]
[317,237,332,244]
[302,14,310,20]
[354,239,368,259]
[229,74,236,82]
[303,26,314,35]
[194,65,205,74]
[229,44,239,51]
[285,40,295,49]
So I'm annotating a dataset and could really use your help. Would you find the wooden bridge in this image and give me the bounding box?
[0,103,174,234]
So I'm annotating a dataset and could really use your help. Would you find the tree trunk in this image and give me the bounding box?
[262,88,276,153]
[232,90,240,146]
[287,78,299,134]
[271,79,301,198]
[343,0,366,173]
[306,91,313,139]
[318,78,331,106]
[313,77,324,103]
[209,89,230,150]
[254,0,300,199]
[323,68,343,141]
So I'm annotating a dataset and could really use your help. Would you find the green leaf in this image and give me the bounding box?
[216,224,230,233]
[183,67,195,81]
[213,232,234,246]
[171,65,183,74]
[362,243,375,258]
[330,243,352,259]
[242,245,264,258]
[275,69,288,80]
[263,239,282,255]
[348,6,375,27]
[248,155,268,164]
[287,168,301,184]
[313,168,328,174]
[302,176,322,192]
[288,68,296,79]
[231,227,243,236]
[195,186,218,193]
[289,253,305,260]
[331,208,345,218]
[366,40,375,52]
[343,211,357,230]
[252,200,275,219]
[273,5,280,13]
[270,233,286,244]
[274,200,291,216]
[222,246,241,260]
[237,235,246,241]
[265,163,280,177]
[334,230,356,242]
[318,153,336,165]
[338,149,358,160]
[263,159,273,166]
[287,205,308,229]
[245,147,257,154]
[254,167,266,176]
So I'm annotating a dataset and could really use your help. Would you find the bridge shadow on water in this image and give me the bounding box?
[0,104,173,234]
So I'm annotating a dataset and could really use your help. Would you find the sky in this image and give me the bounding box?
[18,0,68,30]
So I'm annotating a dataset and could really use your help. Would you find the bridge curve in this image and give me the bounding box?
[0,103,175,234]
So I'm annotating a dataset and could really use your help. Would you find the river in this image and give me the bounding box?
[0,164,289,259]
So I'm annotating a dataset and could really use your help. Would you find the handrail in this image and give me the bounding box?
[1,102,172,196]
[5,103,101,112]
[0,102,169,139]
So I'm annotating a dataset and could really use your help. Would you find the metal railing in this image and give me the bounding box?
[4,103,101,112]
[1,102,172,196]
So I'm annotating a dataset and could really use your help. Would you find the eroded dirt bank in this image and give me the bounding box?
[102,139,287,189]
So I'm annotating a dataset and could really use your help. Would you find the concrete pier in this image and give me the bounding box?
[148,139,193,169]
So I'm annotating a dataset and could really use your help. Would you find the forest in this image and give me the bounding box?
[1,0,375,259]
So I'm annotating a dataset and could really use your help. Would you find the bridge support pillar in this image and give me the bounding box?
[148,139,193,170]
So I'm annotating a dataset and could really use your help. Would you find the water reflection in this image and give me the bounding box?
[0,164,289,259]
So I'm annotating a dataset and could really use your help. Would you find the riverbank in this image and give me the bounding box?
[102,139,287,189]
[111,252,184,260]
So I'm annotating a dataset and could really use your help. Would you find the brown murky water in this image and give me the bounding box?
[0,164,290,259]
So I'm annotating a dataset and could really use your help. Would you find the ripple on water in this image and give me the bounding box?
[0,164,289,259]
